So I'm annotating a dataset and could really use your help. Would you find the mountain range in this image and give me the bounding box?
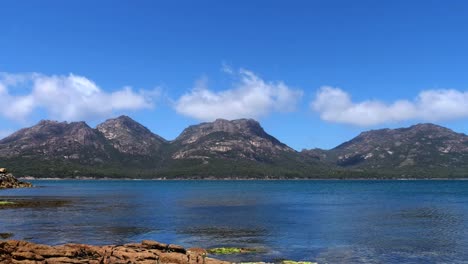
[1,115,467,179]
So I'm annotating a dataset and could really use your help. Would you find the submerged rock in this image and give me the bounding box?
[0,233,13,239]
[0,240,230,264]
[0,171,32,189]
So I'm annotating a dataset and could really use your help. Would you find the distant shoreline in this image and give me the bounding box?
[18,177,468,181]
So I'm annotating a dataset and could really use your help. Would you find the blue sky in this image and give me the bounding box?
[1,0,468,150]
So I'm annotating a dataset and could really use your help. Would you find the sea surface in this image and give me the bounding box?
[1,180,468,263]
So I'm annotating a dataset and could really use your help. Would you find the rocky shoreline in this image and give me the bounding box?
[0,169,32,189]
[0,240,230,264]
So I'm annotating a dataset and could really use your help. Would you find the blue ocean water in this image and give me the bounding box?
[1,180,468,263]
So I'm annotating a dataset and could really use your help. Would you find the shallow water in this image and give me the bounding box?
[1,180,468,263]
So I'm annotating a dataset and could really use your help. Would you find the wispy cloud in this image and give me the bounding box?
[0,72,159,122]
[311,86,468,126]
[174,68,303,121]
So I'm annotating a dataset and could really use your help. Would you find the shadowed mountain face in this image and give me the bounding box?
[172,119,294,162]
[325,124,468,170]
[0,118,468,178]
[97,115,166,156]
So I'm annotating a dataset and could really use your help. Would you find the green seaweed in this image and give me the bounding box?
[207,247,258,255]
[0,199,70,209]
[208,247,241,254]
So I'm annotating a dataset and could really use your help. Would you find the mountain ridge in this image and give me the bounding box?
[1,117,468,178]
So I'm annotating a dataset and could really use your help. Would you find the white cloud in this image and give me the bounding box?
[0,72,158,122]
[311,86,468,126]
[174,69,303,121]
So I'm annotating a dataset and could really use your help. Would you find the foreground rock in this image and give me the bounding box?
[0,170,32,189]
[0,240,230,264]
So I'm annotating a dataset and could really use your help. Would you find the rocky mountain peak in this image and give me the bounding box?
[210,118,267,137]
[96,115,166,155]
[172,118,293,161]
[0,120,108,162]
[329,123,468,168]
[1,120,96,145]
[97,115,151,135]
[212,118,259,128]
[37,120,62,126]
[403,123,459,136]
[409,123,447,130]
[176,118,278,144]
[109,115,145,126]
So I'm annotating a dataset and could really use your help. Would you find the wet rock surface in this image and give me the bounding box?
[0,240,230,264]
